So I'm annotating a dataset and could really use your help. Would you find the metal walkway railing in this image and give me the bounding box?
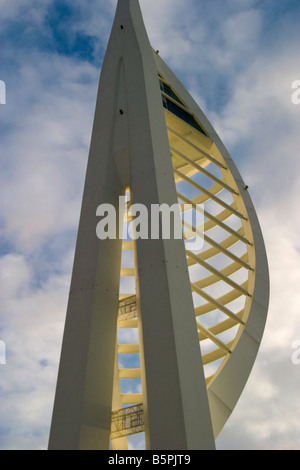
[118,295,138,322]
[111,404,145,440]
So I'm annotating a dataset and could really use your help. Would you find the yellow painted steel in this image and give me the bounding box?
[111,59,268,445]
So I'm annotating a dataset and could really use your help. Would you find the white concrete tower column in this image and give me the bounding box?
[48,0,215,450]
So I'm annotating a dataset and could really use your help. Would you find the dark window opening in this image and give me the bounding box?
[162,96,206,136]
[160,81,184,106]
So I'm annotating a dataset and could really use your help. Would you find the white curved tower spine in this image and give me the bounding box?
[49,0,269,451]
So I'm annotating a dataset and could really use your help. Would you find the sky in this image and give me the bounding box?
[1,0,300,450]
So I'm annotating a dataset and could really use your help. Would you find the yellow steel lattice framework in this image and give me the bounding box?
[111,404,144,440]
[110,61,267,447]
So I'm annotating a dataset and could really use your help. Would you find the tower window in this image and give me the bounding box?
[160,81,184,106]
[162,95,206,136]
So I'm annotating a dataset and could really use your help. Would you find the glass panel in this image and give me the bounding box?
[160,81,184,105]
[163,96,207,135]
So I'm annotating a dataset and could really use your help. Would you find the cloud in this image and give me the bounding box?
[0,51,99,251]
[209,6,300,448]
[0,252,70,449]
[216,205,300,449]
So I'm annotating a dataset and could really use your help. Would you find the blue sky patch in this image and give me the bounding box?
[0,1,98,63]
[45,2,97,61]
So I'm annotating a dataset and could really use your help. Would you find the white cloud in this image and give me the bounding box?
[0,52,99,250]
[0,0,50,22]
[0,250,70,449]
[209,20,300,448]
